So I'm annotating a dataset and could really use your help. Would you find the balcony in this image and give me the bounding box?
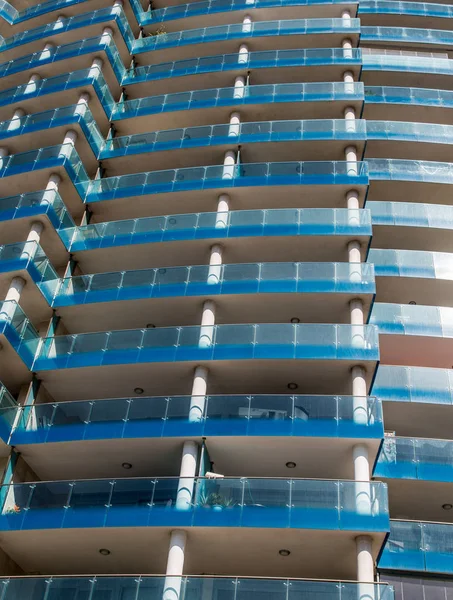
[132,19,361,66]
[370,302,453,369]
[361,53,453,90]
[368,160,453,206]
[373,365,453,439]
[124,49,363,97]
[379,520,453,576]
[101,119,367,174]
[0,384,16,450]
[112,82,365,134]
[52,262,375,332]
[369,248,453,306]
[144,0,357,32]
[361,26,453,51]
[364,86,453,124]
[10,394,383,480]
[61,208,372,273]
[87,161,369,222]
[0,577,394,600]
[359,1,453,30]
[29,323,379,400]
[0,477,388,577]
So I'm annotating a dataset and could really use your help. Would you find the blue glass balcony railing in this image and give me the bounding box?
[359,1,453,19]
[87,161,369,203]
[30,323,379,371]
[0,67,115,118]
[0,6,134,54]
[0,104,104,155]
[146,0,356,25]
[0,144,89,199]
[368,248,453,281]
[368,159,453,184]
[379,520,453,575]
[0,190,75,232]
[61,208,372,253]
[367,120,453,145]
[368,201,453,230]
[0,34,126,85]
[361,26,453,47]
[0,383,17,443]
[53,262,375,307]
[101,119,367,159]
[0,577,395,600]
[126,48,362,85]
[11,393,384,445]
[372,365,453,405]
[0,0,107,25]
[375,436,453,482]
[113,82,365,121]
[362,53,453,76]
[365,86,453,109]
[370,302,453,337]
[133,19,360,55]
[0,241,59,303]
[0,301,40,368]
[0,476,389,531]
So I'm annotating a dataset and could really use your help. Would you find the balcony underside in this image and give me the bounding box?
[363,103,453,126]
[0,269,51,325]
[366,139,453,163]
[0,526,386,580]
[381,478,453,524]
[371,223,453,252]
[374,275,453,308]
[382,400,453,440]
[368,180,453,207]
[379,333,453,370]
[361,70,453,92]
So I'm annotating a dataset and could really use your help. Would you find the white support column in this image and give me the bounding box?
[89,57,104,79]
[6,108,26,133]
[0,146,8,170]
[175,441,199,510]
[341,9,352,24]
[344,105,356,133]
[238,43,249,65]
[242,14,252,33]
[343,70,355,94]
[222,149,236,179]
[112,0,123,14]
[24,73,41,95]
[207,244,223,284]
[39,42,55,62]
[163,530,187,600]
[52,14,66,32]
[3,276,26,320]
[346,190,360,227]
[356,535,375,600]
[199,300,216,347]
[228,111,241,138]
[20,222,44,261]
[351,364,367,425]
[215,194,230,229]
[345,145,358,176]
[42,173,61,205]
[101,26,114,43]
[188,365,209,423]
[60,129,78,159]
[74,92,90,118]
[353,442,372,517]
[342,38,353,60]
[350,297,365,349]
[233,75,246,99]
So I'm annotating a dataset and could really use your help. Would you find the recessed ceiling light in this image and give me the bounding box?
[146,324,156,328]
[122,462,132,470]
[290,317,300,324]
[99,549,111,556]
[409,301,416,305]
[279,549,291,557]
[286,462,296,469]
[443,503,453,510]
[287,383,298,390]
[134,387,144,395]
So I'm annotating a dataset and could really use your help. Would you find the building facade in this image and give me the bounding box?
[0,0,449,597]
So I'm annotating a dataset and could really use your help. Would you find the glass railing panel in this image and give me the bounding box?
[361,26,453,47]
[367,120,453,144]
[379,520,425,572]
[362,53,453,76]
[371,302,453,337]
[360,1,453,17]
[368,201,453,229]
[373,365,453,405]
[365,86,453,108]
[0,301,40,367]
[371,248,453,282]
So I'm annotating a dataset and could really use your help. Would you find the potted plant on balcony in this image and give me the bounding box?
[199,492,231,511]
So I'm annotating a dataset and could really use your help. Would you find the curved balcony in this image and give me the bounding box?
[11,393,383,481]
[0,104,103,171]
[0,6,133,63]
[87,161,369,222]
[0,577,394,600]
[0,477,388,577]
[368,159,453,206]
[370,302,453,369]
[0,144,87,216]
[359,1,453,29]
[0,67,114,126]
[361,53,453,89]
[132,19,361,66]
[112,82,365,133]
[369,248,453,306]
[144,0,356,31]
[52,262,375,331]
[61,208,372,272]
[369,201,453,252]
[361,26,453,50]
[101,119,367,174]
[125,49,362,97]
[0,384,15,449]
[0,35,124,93]
[379,520,453,576]
[364,86,453,124]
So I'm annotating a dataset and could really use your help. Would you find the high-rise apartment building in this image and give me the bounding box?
[0,0,450,597]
